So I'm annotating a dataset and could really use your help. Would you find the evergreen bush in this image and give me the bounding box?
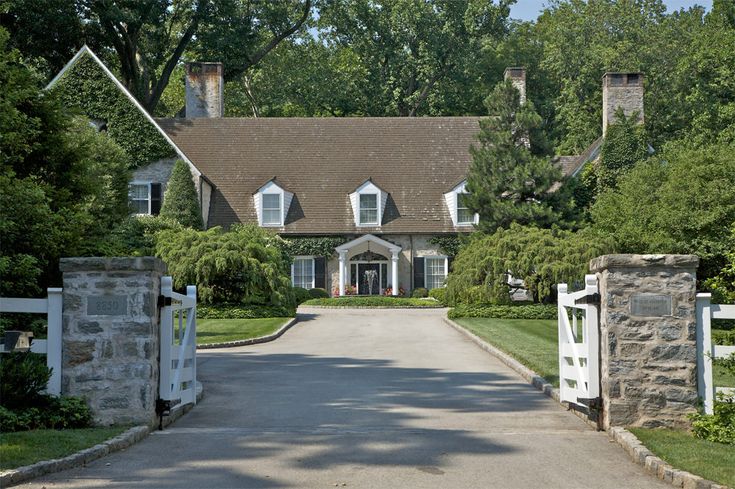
[428,287,447,305]
[308,288,330,299]
[159,160,203,229]
[293,287,312,304]
[411,287,429,298]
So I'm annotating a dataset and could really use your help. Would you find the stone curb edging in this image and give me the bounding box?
[0,425,150,487]
[196,317,298,349]
[0,382,204,488]
[609,427,729,489]
[443,316,730,489]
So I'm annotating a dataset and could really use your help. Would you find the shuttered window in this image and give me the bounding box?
[292,257,315,289]
[425,257,447,290]
[129,182,162,215]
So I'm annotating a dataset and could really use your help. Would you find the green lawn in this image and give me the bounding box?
[629,428,735,487]
[196,317,292,345]
[0,427,126,470]
[454,318,560,386]
[302,296,442,307]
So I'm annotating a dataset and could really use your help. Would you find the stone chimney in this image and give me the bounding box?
[602,72,644,137]
[504,67,526,105]
[185,62,224,118]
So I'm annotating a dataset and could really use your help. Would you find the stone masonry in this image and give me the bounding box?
[590,254,699,429]
[59,257,166,426]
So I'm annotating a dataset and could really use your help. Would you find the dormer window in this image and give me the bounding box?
[254,178,293,227]
[444,180,478,227]
[359,194,379,225]
[350,179,388,227]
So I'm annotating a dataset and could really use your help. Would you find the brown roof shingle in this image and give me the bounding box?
[156,117,482,234]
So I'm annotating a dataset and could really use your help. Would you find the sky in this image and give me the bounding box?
[510,0,713,21]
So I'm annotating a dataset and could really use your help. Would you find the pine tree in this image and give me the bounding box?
[465,80,562,232]
[159,159,203,229]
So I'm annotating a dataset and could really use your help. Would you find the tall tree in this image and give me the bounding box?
[159,159,203,229]
[465,80,563,232]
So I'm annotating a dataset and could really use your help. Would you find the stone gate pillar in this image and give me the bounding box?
[590,254,699,430]
[59,257,166,426]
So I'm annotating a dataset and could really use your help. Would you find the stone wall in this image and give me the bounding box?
[59,257,166,426]
[131,158,176,191]
[590,254,699,429]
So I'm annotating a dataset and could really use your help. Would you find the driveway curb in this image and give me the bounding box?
[443,316,729,489]
[0,383,204,488]
[197,317,298,349]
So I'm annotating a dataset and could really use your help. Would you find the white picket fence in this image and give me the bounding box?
[557,275,600,412]
[696,293,735,414]
[159,276,197,407]
[0,288,63,395]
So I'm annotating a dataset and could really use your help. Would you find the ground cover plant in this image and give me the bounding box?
[302,297,442,308]
[448,304,557,320]
[197,303,294,319]
[196,318,292,345]
[629,428,734,487]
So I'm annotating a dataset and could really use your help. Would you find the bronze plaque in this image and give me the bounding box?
[87,295,128,316]
[630,294,671,317]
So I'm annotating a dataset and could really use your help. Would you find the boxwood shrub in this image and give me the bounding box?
[448,304,557,320]
[197,303,295,319]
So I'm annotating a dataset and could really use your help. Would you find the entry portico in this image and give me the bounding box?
[336,234,401,296]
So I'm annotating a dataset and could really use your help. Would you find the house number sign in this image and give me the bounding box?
[630,294,672,317]
[87,295,128,316]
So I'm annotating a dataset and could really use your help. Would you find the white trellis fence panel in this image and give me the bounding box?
[557,275,600,412]
[0,288,63,395]
[696,293,735,415]
[159,276,197,408]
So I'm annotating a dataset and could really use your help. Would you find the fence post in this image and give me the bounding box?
[187,285,197,404]
[46,288,63,396]
[696,293,714,415]
[159,276,174,402]
[584,275,600,400]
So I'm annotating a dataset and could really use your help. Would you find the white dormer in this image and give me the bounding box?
[349,179,388,227]
[253,179,293,227]
[444,180,479,226]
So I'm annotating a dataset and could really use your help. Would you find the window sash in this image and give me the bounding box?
[359,194,378,225]
[262,194,282,225]
[293,258,314,289]
[425,257,447,290]
[457,193,473,224]
[129,183,150,214]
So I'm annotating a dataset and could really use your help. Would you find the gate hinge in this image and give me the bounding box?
[157,295,172,308]
[575,293,600,305]
[156,399,172,431]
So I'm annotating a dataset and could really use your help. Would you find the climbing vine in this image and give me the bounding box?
[282,236,345,257]
[428,235,465,256]
[51,53,175,168]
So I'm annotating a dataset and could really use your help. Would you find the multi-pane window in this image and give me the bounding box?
[262,193,282,225]
[359,193,378,225]
[129,184,150,214]
[457,193,474,225]
[425,257,447,290]
[292,257,314,289]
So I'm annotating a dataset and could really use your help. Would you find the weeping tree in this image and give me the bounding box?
[159,160,203,230]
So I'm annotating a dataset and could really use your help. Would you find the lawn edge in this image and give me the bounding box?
[444,316,730,489]
[197,317,298,349]
[0,382,204,487]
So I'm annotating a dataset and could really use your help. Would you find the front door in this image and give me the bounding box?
[357,263,381,295]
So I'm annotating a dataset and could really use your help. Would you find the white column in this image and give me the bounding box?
[391,252,399,296]
[338,251,347,296]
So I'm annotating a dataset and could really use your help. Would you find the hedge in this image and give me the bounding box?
[302,297,442,308]
[448,304,558,320]
[197,304,295,319]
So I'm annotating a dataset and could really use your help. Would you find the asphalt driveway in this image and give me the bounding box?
[23,308,667,488]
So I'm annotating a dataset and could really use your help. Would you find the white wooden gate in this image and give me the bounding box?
[159,276,197,420]
[557,275,600,419]
[696,293,735,414]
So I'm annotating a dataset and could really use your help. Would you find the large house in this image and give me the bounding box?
[48,48,644,297]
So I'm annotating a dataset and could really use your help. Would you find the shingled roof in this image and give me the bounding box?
[157,117,483,234]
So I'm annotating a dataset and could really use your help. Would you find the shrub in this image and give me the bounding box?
[689,392,735,445]
[293,287,312,304]
[308,288,330,299]
[156,224,294,306]
[448,304,558,320]
[0,397,92,432]
[302,297,442,308]
[197,303,295,319]
[93,215,182,256]
[159,159,203,229]
[412,287,429,298]
[0,351,51,410]
[428,287,447,305]
[713,329,735,346]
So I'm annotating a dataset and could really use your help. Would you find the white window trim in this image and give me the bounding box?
[424,255,449,290]
[261,192,283,227]
[445,180,479,227]
[358,192,380,226]
[291,256,315,289]
[456,192,475,225]
[129,181,152,215]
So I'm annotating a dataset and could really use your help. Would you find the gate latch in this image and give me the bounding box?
[157,295,172,308]
[575,293,600,305]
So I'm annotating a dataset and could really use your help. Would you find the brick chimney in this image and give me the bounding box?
[185,62,224,118]
[602,72,644,137]
[504,67,526,105]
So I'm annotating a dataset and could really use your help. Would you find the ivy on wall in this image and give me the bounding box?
[428,235,464,256]
[51,54,175,168]
[283,236,345,257]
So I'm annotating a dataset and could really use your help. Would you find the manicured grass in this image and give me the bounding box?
[629,428,735,487]
[454,318,560,386]
[0,427,126,470]
[196,317,291,345]
[301,296,442,307]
